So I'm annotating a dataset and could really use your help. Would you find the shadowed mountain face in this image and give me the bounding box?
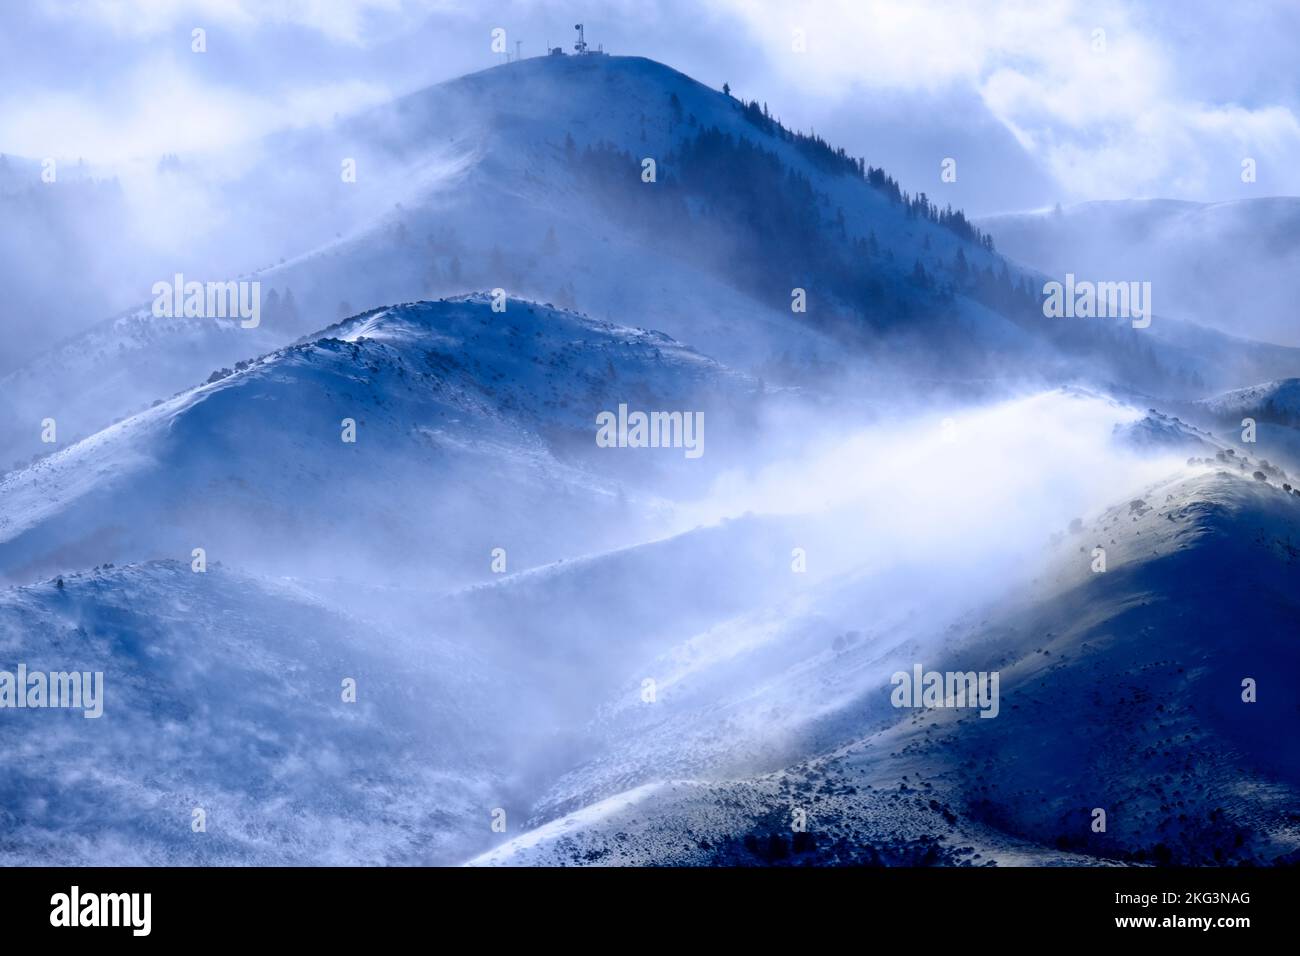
[2,48,1299,869]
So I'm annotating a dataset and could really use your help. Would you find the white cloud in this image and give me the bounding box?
[36,0,414,44]
[717,0,1300,202]
[0,52,391,161]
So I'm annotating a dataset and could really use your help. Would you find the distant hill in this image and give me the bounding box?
[980,197,1300,349]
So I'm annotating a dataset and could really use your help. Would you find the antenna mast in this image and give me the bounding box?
[574,23,587,54]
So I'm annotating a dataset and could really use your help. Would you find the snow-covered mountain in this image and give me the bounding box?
[4,51,1300,872]
[1172,377,1300,479]
[1196,378,1300,427]
[0,295,756,588]
[8,56,1298,466]
[14,363,1299,867]
[469,463,1300,866]
[0,560,518,865]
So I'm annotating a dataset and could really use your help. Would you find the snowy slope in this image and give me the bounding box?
[5,312,1299,868]
[465,462,1300,866]
[0,295,756,587]
[12,56,1289,463]
[0,560,523,865]
[0,307,285,473]
[1,54,845,463]
[1178,378,1300,477]
[5,53,1300,873]
[1196,378,1300,426]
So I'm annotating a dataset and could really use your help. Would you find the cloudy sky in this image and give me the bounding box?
[2,0,1298,215]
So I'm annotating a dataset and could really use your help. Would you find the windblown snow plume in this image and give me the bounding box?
[2,4,1299,883]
